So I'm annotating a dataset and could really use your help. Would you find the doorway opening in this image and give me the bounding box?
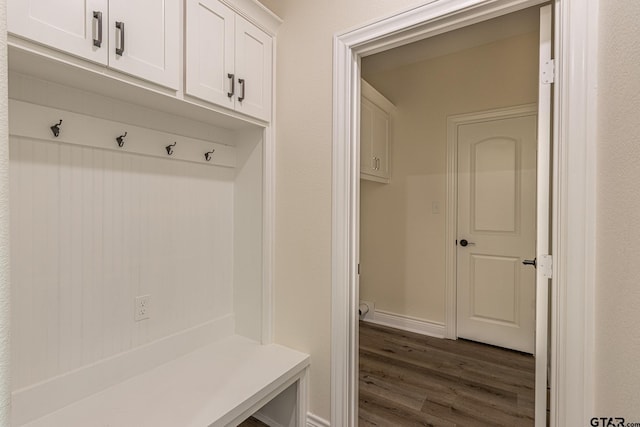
[331,0,598,426]
[357,5,547,424]
[333,0,597,425]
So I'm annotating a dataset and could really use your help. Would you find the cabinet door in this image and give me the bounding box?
[8,0,108,65]
[371,104,390,180]
[360,97,376,177]
[360,97,390,182]
[185,0,236,110]
[234,16,272,122]
[108,0,180,89]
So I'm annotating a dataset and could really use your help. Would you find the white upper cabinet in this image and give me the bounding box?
[108,0,180,89]
[234,15,272,122]
[8,0,180,89]
[186,0,273,122]
[185,0,236,110]
[8,0,109,65]
[361,80,395,183]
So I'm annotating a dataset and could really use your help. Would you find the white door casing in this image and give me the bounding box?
[455,111,537,354]
[333,0,598,426]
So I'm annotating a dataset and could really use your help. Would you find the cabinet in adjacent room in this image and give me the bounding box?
[7,0,180,89]
[361,79,395,183]
[186,0,273,122]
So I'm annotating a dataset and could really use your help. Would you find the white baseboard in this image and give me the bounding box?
[364,309,445,338]
[12,315,234,426]
[307,412,330,427]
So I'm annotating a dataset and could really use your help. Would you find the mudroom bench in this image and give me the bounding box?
[16,335,309,427]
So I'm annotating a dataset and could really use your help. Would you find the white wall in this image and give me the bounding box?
[596,0,640,418]
[256,0,425,420]
[360,31,538,323]
[8,75,241,391]
[0,0,10,424]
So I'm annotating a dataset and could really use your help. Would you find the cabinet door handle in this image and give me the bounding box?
[93,11,103,47]
[375,157,379,170]
[371,157,377,170]
[115,21,125,56]
[227,73,235,98]
[238,78,245,102]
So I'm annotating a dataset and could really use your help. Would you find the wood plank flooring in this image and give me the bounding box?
[238,416,269,426]
[359,321,535,426]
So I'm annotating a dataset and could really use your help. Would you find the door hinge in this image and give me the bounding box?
[541,59,555,84]
[358,263,360,275]
[539,254,553,279]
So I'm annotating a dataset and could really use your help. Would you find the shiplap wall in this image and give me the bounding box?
[8,75,245,391]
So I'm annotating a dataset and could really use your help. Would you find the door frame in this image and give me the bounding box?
[331,0,598,426]
[445,104,538,343]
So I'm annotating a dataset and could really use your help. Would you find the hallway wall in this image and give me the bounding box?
[596,0,640,418]
[360,31,539,324]
[256,0,424,420]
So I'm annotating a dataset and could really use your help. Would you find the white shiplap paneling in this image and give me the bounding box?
[9,135,235,390]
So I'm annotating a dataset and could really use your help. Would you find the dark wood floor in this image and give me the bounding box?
[359,321,535,426]
[238,416,269,426]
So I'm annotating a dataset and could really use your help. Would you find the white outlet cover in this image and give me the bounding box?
[135,295,151,321]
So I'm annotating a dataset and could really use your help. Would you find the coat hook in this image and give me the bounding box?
[166,141,177,156]
[116,132,127,148]
[50,119,63,137]
[204,149,215,162]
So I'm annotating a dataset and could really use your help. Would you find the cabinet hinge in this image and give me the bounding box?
[539,254,553,279]
[541,59,555,84]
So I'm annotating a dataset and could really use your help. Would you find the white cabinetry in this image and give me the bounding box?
[361,79,395,183]
[8,0,108,64]
[186,0,273,122]
[107,0,180,89]
[7,0,180,89]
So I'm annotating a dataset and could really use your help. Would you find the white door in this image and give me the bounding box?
[108,0,180,89]
[456,112,537,354]
[185,0,236,109]
[534,5,553,426]
[234,15,272,122]
[8,0,108,64]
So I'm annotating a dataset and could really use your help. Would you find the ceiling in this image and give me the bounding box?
[361,6,540,77]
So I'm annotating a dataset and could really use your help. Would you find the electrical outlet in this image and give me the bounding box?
[135,295,151,321]
[359,300,374,319]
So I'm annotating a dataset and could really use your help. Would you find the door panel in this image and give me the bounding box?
[185,0,236,108]
[8,0,108,64]
[473,137,518,232]
[471,254,519,324]
[234,15,272,121]
[457,113,537,354]
[108,0,179,89]
[360,98,375,175]
[534,5,553,425]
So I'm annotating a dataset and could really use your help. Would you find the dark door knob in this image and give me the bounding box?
[459,239,475,247]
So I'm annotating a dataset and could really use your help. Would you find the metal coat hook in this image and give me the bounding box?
[204,149,215,162]
[116,132,127,148]
[166,141,177,156]
[50,119,63,137]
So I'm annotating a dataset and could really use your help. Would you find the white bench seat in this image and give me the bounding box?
[21,336,310,427]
